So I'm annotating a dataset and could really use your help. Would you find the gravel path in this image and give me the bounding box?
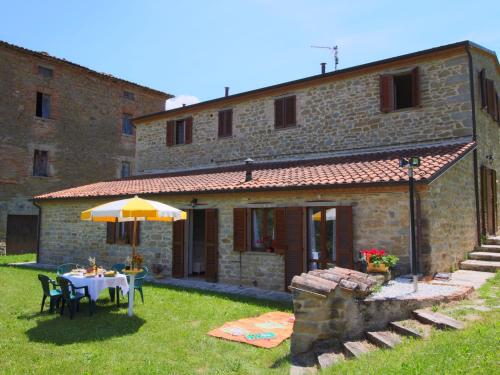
[370,277,461,300]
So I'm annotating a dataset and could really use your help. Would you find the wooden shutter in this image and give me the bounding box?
[284,207,304,290]
[480,165,488,235]
[496,93,500,124]
[225,109,233,136]
[40,151,48,176]
[335,206,353,269]
[379,74,394,113]
[218,111,224,137]
[106,222,116,244]
[274,208,286,255]
[411,67,420,107]
[486,79,495,117]
[233,208,248,252]
[274,98,284,128]
[185,117,193,144]
[284,95,296,126]
[494,91,499,122]
[479,69,487,109]
[492,169,498,234]
[205,209,219,282]
[172,219,185,278]
[166,121,174,146]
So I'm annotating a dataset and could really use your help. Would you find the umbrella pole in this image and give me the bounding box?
[132,218,137,259]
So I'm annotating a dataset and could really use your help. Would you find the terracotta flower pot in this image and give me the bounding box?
[367,262,388,273]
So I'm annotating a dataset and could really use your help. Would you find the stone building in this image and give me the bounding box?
[0,40,170,254]
[34,41,499,292]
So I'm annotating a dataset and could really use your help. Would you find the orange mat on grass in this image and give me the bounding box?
[208,311,294,348]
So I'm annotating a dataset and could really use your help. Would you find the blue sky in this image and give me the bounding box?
[1,0,499,108]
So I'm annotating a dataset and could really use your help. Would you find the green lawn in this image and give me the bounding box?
[1,255,498,374]
[0,254,291,374]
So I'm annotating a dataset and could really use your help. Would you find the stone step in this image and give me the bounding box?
[389,320,426,339]
[475,244,500,253]
[460,259,500,272]
[484,236,500,246]
[343,340,377,358]
[413,309,465,330]
[469,252,500,261]
[366,330,402,349]
[316,350,345,370]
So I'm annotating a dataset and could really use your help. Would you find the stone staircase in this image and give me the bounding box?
[308,309,464,372]
[460,236,500,273]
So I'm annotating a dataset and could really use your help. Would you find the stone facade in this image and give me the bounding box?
[0,41,169,250]
[39,187,414,291]
[136,51,472,173]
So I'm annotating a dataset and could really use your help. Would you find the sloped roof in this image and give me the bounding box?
[34,142,475,200]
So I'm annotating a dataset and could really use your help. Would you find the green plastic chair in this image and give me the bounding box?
[127,266,148,304]
[37,274,62,313]
[108,263,126,305]
[56,263,80,276]
[56,276,93,319]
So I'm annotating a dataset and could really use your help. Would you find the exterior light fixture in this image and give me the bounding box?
[400,156,421,292]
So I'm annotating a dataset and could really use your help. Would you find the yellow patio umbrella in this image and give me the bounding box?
[81,195,187,258]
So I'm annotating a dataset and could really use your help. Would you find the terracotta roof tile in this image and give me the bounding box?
[34,142,475,200]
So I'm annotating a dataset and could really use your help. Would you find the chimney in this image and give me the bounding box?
[182,103,186,107]
[321,62,326,75]
[245,158,254,182]
[225,87,230,97]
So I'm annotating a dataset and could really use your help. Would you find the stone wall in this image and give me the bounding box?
[136,52,473,173]
[419,152,477,274]
[38,187,412,291]
[0,43,169,245]
[471,49,500,234]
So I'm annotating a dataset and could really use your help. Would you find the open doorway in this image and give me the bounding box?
[188,210,206,278]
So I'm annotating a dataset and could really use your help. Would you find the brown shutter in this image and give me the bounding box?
[218,111,224,137]
[205,209,219,282]
[106,222,116,244]
[233,208,248,252]
[479,69,487,109]
[411,67,420,107]
[496,93,500,124]
[226,109,233,136]
[486,79,495,117]
[284,207,304,290]
[274,208,286,255]
[274,98,284,128]
[492,169,497,233]
[185,117,193,144]
[135,221,141,246]
[380,74,394,113]
[166,121,174,146]
[172,219,185,278]
[285,95,296,126]
[494,91,499,122]
[335,206,353,269]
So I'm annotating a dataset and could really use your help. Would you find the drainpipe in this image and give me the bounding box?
[465,44,482,246]
[32,200,42,263]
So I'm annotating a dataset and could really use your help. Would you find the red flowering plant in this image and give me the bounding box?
[361,248,399,268]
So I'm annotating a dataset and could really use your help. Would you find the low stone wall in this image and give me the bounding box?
[0,241,5,256]
[290,267,473,355]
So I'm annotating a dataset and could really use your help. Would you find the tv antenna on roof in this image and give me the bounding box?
[311,45,339,71]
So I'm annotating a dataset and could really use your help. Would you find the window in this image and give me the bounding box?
[36,92,51,118]
[480,70,499,122]
[33,150,48,177]
[38,66,53,78]
[124,91,135,101]
[380,67,420,112]
[307,208,336,270]
[274,95,296,128]
[218,109,233,137]
[175,119,186,145]
[251,208,275,251]
[122,113,134,135]
[121,161,131,178]
[106,222,140,245]
[166,117,193,146]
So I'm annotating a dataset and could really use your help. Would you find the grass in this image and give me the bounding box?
[0,254,292,374]
[323,273,500,375]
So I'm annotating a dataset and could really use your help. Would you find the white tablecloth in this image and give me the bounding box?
[63,273,129,301]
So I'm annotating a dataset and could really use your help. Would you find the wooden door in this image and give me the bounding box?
[6,215,38,254]
[335,206,354,268]
[172,219,185,278]
[284,207,305,290]
[204,209,219,282]
[482,166,498,236]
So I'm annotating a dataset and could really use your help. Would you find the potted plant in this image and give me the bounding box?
[132,254,144,270]
[361,249,399,273]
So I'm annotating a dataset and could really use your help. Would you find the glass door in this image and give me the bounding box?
[307,207,336,270]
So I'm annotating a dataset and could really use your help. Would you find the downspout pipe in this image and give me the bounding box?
[32,200,42,263]
[465,44,482,246]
